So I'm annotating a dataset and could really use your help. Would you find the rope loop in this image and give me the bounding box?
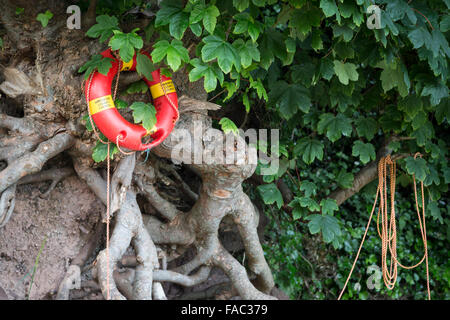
[338,154,431,300]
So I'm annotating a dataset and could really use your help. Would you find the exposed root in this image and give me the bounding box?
[143,96,276,299]
[177,282,232,300]
[0,132,74,193]
[73,155,159,300]
[56,219,104,300]
[211,246,275,300]
[231,194,274,293]
[0,184,16,228]
[18,167,74,197]
[56,265,81,300]
[95,191,158,299]
[110,155,135,218]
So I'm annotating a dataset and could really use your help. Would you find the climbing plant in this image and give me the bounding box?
[78,0,449,299]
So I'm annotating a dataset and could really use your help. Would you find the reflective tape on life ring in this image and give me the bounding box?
[150,80,176,99]
[89,95,115,115]
[121,59,134,71]
[84,49,179,151]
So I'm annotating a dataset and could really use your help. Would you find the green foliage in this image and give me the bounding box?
[189,58,223,92]
[404,156,430,182]
[130,102,157,131]
[352,141,376,164]
[136,52,156,81]
[257,183,283,209]
[36,10,53,27]
[202,35,241,73]
[125,80,148,94]
[92,140,119,163]
[152,39,190,71]
[84,0,449,299]
[333,60,359,85]
[307,214,341,243]
[293,138,324,165]
[78,54,113,79]
[219,117,239,136]
[109,29,143,62]
[86,15,120,42]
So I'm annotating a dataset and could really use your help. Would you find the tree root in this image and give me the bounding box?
[0,132,74,193]
[61,96,277,300]
[0,184,16,228]
[18,167,74,197]
[56,265,81,300]
[139,96,276,299]
[73,155,159,300]
[55,219,104,300]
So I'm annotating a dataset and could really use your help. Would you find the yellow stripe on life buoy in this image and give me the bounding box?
[121,59,134,71]
[89,95,115,115]
[145,125,158,135]
[150,80,176,99]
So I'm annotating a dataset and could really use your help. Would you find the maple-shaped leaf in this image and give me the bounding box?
[130,102,157,132]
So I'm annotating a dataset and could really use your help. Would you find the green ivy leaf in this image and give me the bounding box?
[125,81,148,94]
[202,35,241,73]
[317,113,353,142]
[320,199,339,215]
[155,0,189,40]
[130,102,157,131]
[257,183,284,209]
[152,39,190,72]
[427,201,443,224]
[249,78,268,101]
[115,99,128,109]
[190,4,220,34]
[86,15,119,43]
[352,141,376,164]
[109,30,143,62]
[378,61,409,97]
[355,117,378,141]
[404,156,430,182]
[300,181,317,197]
[219,117,239,136]
[289,6,322,36]
[36,10,53,28]
[422,82,448,106]
[233,39,260,69]
[293,138,324,164]
[336,169,354,189]
[268,81,311,119]
[333,60,359,85]
[299,197,320,212]
[233,0,250,12]
[306,214,341,243]
[136,53,156,81]
[92,141,118,163]
[78,54,114,79]
[189,58,224,92]
[320,0,341,24]
[233,13,263,42]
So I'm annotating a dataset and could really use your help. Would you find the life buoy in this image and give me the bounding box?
[84,49,179,151]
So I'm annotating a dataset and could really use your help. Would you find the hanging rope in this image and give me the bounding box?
[85,59,131,300]
[84,53,179,300]
[338,153,430,300]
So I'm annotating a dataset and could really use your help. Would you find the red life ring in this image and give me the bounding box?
[84,49,179,151]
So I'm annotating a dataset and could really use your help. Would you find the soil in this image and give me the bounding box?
[0,176,102,300]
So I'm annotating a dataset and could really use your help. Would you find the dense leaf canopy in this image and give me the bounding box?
[75,0,449,300]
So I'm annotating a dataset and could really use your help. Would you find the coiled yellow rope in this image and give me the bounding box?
[338,153,430,300]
